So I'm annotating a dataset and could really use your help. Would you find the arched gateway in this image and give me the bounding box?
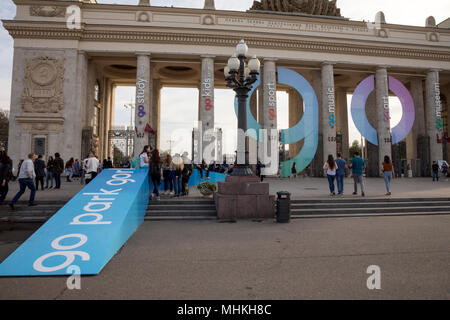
[3,0,450,177]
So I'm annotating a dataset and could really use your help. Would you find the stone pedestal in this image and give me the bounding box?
[214,176,275,220]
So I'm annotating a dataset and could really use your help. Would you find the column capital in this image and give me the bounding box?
[427,68,441,74]
[263,57,278,62]
[376,65,389,71]
[321,61,336,67]
[136,52,151,57]
[201,54,215,59]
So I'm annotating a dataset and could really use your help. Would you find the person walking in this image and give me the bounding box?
[172,154,184,197]
[9,153,37,209]
[335,153,347,196]
[0,147,12,204]
[45,156,55,188]
[181,163,192,196]
[291,162,297,179]
[34,155,46,191]
[323,154,338,196]
[256,160,265,182]
[432,161,440,182]
[350,151,366,197]
[382,155,394,196]
[139,145,150,168]
[149,149,162,201]
[84,152,99,184]
[441,162,449,182]
[65,158,74,182]
[53,153,64,189]
[162,155,175,195]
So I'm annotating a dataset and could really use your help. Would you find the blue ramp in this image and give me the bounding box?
[0,169,149,276]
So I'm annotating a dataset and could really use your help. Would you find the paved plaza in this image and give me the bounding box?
[0,215,449,300]
[0,176,448,206]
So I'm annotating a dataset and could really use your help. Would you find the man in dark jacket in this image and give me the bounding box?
[54,153,64,189]
[34,155,46,191]
[0,147,12,204]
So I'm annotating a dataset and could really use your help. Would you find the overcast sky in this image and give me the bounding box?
[1,0,449,156]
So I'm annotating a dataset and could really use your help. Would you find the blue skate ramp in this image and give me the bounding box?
[0,168,149,277]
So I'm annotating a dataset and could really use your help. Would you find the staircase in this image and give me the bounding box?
[2,197,450,223]
[290,197,450,219]
[145,198,217,220]
[0,198,217,222]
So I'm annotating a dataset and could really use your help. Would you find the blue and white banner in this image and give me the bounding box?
[0,169,149,276]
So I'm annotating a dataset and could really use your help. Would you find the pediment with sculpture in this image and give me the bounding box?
[250,0,341,17]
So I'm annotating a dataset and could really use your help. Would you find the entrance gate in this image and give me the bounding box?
[108,128,135,166]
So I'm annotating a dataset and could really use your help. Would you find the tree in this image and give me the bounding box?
[349,140,362,158]
[0,109,9,151]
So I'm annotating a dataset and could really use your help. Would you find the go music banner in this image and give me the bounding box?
[0,169,149,277]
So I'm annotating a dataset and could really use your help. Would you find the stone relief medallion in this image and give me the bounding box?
[30,6,66,17]
[31,62,57,86]
[202,15,215,25]
[22,57,65,114]
[137,11,151,22]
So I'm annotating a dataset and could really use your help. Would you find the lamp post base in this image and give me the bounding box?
[230,165,254,176]
[214,176,275,220]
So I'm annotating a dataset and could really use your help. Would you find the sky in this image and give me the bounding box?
[1,0,449,156]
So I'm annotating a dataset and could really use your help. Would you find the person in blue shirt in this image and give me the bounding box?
[335,153,347,196]
[349,151,365,197]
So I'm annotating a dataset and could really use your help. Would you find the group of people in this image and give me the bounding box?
[322,152,448,197]
[432,160,449,182]
[139,146,192,201]
[0,148,103,209]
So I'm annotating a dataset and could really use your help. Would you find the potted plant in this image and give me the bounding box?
[197,181,217,197]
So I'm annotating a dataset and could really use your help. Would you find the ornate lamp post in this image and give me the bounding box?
[225,39,261,176]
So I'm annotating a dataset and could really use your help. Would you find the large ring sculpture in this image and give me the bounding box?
[350,75,415,145]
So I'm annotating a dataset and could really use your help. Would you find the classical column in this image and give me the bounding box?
[425,69,443,164]
[335,87,349,160]
[288,88,303,159]
[321,62,336,163]
[74,51,88,161]
[376,66,391,176]
[366,91,379,177]
[151,78,161,150]
[409,78,427,175]
[199,55,215,162]
[134,53,151,158]
[262,58,278,170]
[311,70,323,177]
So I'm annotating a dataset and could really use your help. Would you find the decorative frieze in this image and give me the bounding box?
[30,6,66,17]
[3,25,450,62]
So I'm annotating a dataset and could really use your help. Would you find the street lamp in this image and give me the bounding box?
[225,39,260,176]
[123,102,135,131]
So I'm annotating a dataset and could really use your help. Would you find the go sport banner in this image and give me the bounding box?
[0,169,149,277]
[234,68,415,177]
[234,67,319,178]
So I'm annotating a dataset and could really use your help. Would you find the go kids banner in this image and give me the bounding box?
[0,169,149,276]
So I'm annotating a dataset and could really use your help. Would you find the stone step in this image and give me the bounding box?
[146,210,217,216]
[147,204,216,211]
[290,197,450,204]
[292,211,450,219]
[291,206,450,215]
[291,201,450,209]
